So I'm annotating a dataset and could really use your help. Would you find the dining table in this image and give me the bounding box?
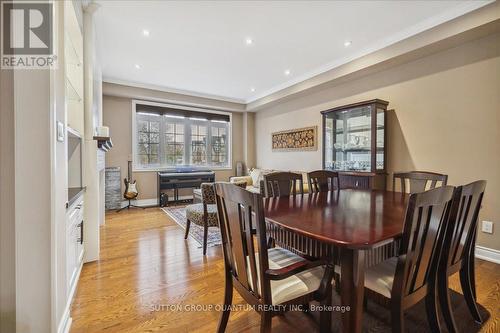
[263,189,409,333]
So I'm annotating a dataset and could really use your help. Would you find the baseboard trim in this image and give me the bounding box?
[475,245,500,264]
[57,307,71,333]
[120,196,193,208]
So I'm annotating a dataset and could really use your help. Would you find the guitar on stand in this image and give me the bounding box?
[117,161,145,212]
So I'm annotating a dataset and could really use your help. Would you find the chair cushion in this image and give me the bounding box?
[230,176,253,186]
[246,186,261,194]
[364,257,397,298]
[246,247,324,305]
[249,168,262,188]
[185,204,218,227]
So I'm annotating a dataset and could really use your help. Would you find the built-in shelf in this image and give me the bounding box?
[65,32,82,67]
[67,187,85,209]
[67,126,82,138]
[66,77,82,102]
[93,136,113,152]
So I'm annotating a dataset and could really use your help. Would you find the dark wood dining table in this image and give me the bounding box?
[263,189,409,333]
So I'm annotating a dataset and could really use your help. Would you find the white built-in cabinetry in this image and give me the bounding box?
[65,0,85,306]
[65,0,84,135]
[66,196,84,294]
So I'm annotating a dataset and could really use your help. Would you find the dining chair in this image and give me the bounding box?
[263,172,303,197]
[438,180,487,332]
[307,170,339,193]
[185,182,246,255]
[362,186,455,332]
[393,171,448,194]
[214,182,334,333]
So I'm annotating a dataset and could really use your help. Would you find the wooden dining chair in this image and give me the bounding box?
[438,180,487,332]
[214,182,334,333]
[307,170,339,193]
[393,171,448,194]
[263,172,303,197]
[362,186,455,332]
[185,182,246,255]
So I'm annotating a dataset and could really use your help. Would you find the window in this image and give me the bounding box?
[211,125,228,166]
[133,101,231,170]
[137,116,160,166]
[190,124,207,165]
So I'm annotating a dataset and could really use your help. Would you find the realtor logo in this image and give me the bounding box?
[1,1,56,69]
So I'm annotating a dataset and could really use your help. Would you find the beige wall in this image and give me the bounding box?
[255,32,500,251]
[103,96,245,200]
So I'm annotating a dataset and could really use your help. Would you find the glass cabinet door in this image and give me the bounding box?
[325,105,373,171]
[376,108,385,170]
[323,100,387,173]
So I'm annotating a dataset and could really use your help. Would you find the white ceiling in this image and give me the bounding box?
[95,0,491,103]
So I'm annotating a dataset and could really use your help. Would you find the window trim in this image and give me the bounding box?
[131,99,233,172]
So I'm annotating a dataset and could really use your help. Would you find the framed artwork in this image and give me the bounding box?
[271,126,317,152]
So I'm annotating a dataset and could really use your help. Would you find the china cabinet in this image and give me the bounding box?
[321,99,388,189]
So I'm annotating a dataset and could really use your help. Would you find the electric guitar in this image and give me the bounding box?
[124,179,138,199]
[123,160,138,200]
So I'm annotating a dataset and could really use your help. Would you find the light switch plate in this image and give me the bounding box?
[482,221,493,234]
[57,121,65,142]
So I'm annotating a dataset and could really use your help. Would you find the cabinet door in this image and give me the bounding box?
[76,221,84,264]
[66,218,77,288]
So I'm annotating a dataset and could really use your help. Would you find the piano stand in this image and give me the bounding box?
[157,169,215,206]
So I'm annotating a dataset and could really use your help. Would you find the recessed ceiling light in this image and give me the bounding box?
[245,38,253,45]
[250,87,256,92]
[344,40,352,47]
[143,29,150,37]
[134,64,142,69]
[284,69,291,76]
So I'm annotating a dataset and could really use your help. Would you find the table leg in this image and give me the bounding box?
[340,248,365,333]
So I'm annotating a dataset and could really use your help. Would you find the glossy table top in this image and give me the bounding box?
[263,189,409,249]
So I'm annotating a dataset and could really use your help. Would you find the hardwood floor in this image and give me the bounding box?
[71,208,500,333]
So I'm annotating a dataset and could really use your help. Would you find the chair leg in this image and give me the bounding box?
[319,286,332,333]
[184,219,191,239]
[438,271,458,333]
[460,265,482,323]
[334,272,341,293]
[267,236,275,248]
[203,220,209,255]
[260,311,272,333]
[425,287,441,333]
[216,273,233,333]
[391,300,404,333]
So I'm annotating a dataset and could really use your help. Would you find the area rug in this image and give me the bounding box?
[162,206,222,248]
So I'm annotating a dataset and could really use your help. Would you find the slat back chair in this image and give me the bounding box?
[307,170,339,193]
[215,182,332,333]
[393,171,448,194]
[438,180,487,332]
[364,186,455,332]
[263,172,303,197]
